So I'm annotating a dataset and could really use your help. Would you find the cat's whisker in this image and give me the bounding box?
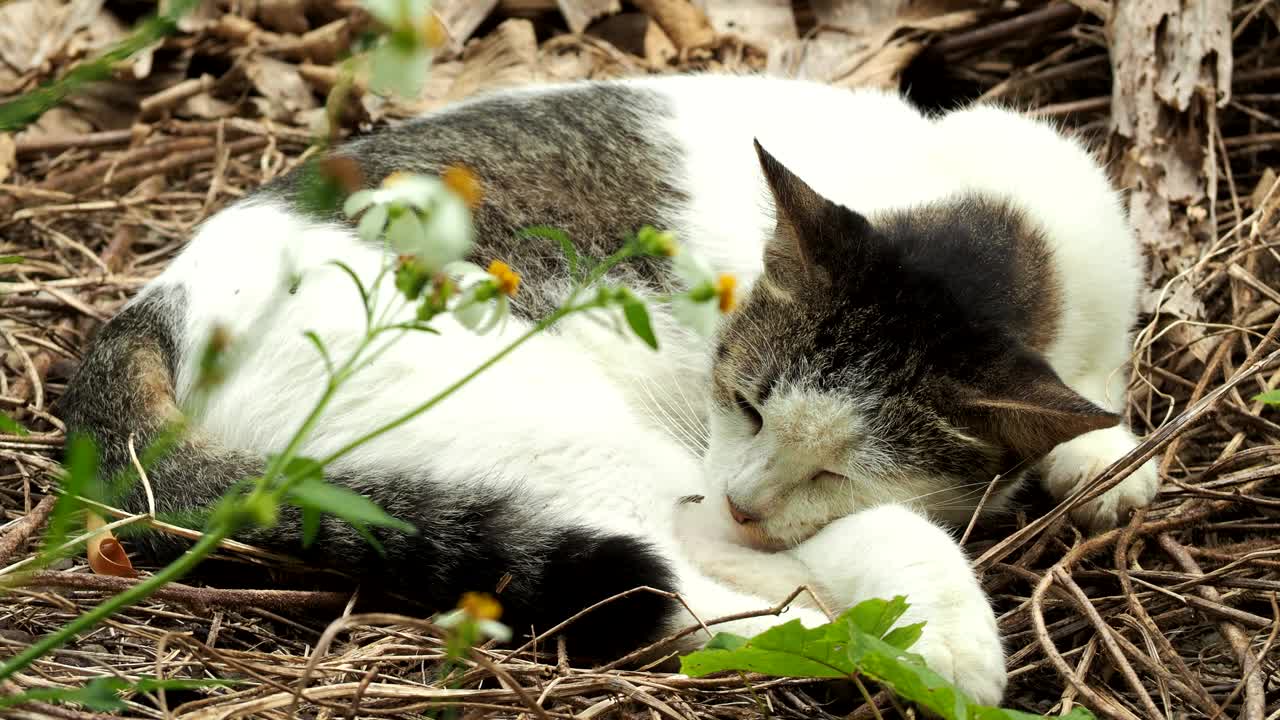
[632,374,707,455]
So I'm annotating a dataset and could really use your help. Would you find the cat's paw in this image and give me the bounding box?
[909,605,1007,706]
[787,505,1007,705]
[1042,425,1160,531]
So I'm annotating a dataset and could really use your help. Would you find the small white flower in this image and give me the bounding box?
[443,261,512,335]
[434,609,513,642]
[417,189,473,271]
[670,250,727,337]
[345,173,473,272]
[672,294,719,337]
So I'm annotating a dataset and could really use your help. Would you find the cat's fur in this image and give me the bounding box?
[59,74,1160,704]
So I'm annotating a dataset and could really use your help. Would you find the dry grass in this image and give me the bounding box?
[1,1,1279,718]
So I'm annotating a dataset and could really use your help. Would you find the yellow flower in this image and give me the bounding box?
[459,591,503,621]
[716,274,737,313]
[381,170,413,188]
[442,165,484,209]
[487,259,520,297]
[420,13,449,50]
[671,251,735,337]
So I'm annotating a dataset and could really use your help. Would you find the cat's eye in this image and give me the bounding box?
[735,391,763,434]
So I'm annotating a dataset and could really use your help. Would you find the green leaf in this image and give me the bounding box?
[1255,389,1280,406]
[0,411,29,436]
[0,677,126,711]
[847,595,911,639]
[0,255,23,264]
[704,632,750,652]
[329,260,372,318]
[679,596,1096,720]
[301,507,321,547]
[680,618,852,678]
[300,169,345,217]
[286,476,417,537]
[622,299,659,350]
[40,433,100,561]
[519,226,578,277]
[303,331,335,378]
[0,676,237,711]
[882,622,925,651]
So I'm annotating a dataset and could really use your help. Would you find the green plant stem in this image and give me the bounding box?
[316,246,636,470]
[317,305,578,469]
[0,530,227,683]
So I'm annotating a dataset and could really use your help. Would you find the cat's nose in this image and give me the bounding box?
[726,497,758,525]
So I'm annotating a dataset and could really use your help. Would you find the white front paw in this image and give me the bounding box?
[909,603,1007,706]
[1043,425,1160,531]
[788,506,1007,705]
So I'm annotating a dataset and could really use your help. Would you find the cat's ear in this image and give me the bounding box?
[753,139,870,286]
[950,353,1120,462]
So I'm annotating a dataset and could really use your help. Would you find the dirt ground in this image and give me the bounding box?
[0,1,1278,718]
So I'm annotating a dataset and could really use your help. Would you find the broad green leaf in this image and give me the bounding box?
[1256,389,1280,406]
[286,477,417,536]
[623,299,659,350]
[680,596,1097,720]
[519,226,578,277]
[0,411,28,436]
[0,255,23,264]
[847,595,911,639]
[680,618,851,678]
[882,622,925,651]
[703,632,749,651]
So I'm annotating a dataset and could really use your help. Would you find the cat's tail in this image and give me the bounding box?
[57,286,678,658]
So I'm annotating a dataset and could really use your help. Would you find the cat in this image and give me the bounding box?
[58,73,1160,705]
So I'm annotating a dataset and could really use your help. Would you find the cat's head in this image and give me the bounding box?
[703,140,1120,550]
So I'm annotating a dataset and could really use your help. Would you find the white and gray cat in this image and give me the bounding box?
[60,74,1160,703]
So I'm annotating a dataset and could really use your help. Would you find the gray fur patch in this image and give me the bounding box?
[264,82,689,320]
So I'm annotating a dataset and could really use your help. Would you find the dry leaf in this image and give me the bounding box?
[13,106,95,145]
[696,0,797,50]
[445,19,540,104]
[86,513,137,579]
[167,0,222,33]
[0,0,92,73]
[257,0,311,34]
[1250,168,1277,211]
[769,3,976,89]
[557,0,621,33]
[0,134,14,184]
[246,56,320,121]
[632,0,715,50]
[435,0,502,53]
[179,93,239,119]
[584,12,642,53]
